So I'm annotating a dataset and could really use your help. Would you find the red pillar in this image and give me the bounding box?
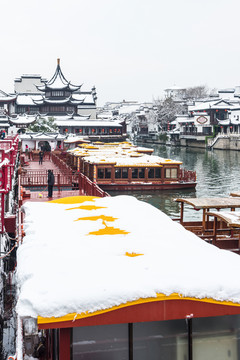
[59,328,71,360]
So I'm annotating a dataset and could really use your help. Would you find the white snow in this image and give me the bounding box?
[16,195,240,320]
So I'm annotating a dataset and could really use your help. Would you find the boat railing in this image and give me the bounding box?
[179,168,196,183]
[20,169,110,197]
[77,172,110,197]
[20,170,74,188]
[51,151,72,173]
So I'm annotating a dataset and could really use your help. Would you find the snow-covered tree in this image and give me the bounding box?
[154,97,185,131]
[28,117,58,132]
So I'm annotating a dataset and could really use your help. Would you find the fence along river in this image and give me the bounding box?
[107,144,240,221]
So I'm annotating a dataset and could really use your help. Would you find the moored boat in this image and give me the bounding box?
[13,195,240,359]
[67,142,197,191]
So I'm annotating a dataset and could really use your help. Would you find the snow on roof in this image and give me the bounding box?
[55,119,122,127]
[118,105,141,115]
[0,89,16,102]
[68,142,177,166]
[20,132,66,140]
[16,94,43,106]
[9,114,37,125]
[73,94,95,104]
[17,195,240,320]
[189,99,235,112]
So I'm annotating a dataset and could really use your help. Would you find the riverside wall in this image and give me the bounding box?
[208,137,240,151]
[138,136,240,150]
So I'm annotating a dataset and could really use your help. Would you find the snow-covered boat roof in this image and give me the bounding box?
[68,142,179,166]
[17,195,240,323]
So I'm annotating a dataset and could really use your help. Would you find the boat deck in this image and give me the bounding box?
[20,157,103,203]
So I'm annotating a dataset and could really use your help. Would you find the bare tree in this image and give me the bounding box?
[184,85,208,100]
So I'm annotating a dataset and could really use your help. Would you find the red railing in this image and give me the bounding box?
[20,170,73,188]
[179,168,196,183]
[77,172,110,197]
[20,169,110,197]
[51,152,72,173]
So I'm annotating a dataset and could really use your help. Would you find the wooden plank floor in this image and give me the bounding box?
[24,189,85,203]
[22,158,85,203]
[23,158,60,172]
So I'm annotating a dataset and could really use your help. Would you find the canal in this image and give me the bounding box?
[108,145,240,221]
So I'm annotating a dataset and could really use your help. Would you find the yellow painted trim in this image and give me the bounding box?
[37,293,240,325]
[49,196,99,204]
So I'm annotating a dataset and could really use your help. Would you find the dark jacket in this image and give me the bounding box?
[47,171,55,186]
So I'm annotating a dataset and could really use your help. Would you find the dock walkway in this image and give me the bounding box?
[20,152,109,203]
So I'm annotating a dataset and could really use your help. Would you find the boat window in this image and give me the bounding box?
[165,168,171,178]
[165,168,178,179]
[115,168,121,179]
[105,168,111,179]
[171,168,178,178]
[132,168,138,179]
[115,168,128,179]
[139,168,145,179]
[122,168,128,179]
[72,323,128,360]
[155,168,161,178]
[133,319,187,360]
[97,168,104,179]
[148,168,154,178]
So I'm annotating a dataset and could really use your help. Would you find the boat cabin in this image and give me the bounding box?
[67,142,196,190]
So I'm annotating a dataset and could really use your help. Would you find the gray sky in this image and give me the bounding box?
[1,0,240,106]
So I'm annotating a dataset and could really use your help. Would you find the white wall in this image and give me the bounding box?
[14,76,45,94]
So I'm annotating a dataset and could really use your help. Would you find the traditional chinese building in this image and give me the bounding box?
[14,59,97,120]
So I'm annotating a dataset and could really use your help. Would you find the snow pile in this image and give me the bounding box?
[16,195,240,319]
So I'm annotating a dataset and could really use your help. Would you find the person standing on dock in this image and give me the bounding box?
[47,170,55,198]
[39,150,44,165]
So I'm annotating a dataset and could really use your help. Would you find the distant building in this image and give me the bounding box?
[14,59,97,119]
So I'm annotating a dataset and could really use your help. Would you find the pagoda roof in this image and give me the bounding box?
[8,114,38,125]
[36,59,81,92]
[20,131,66,141]
[0,90,16,103]
[32,94,85,106]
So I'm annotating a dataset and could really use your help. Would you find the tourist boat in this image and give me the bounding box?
[14,195,240,360]
[4,137,240,359]
[67,142,197,191]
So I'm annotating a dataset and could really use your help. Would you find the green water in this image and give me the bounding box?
[108,144,240,220]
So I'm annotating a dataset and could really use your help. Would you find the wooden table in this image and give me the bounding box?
[174,197,240,230]
[206,211,240,246]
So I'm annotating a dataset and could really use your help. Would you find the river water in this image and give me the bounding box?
[108,144,240,221]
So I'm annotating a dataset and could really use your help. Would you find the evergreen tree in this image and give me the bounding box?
[28,117,59,132]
